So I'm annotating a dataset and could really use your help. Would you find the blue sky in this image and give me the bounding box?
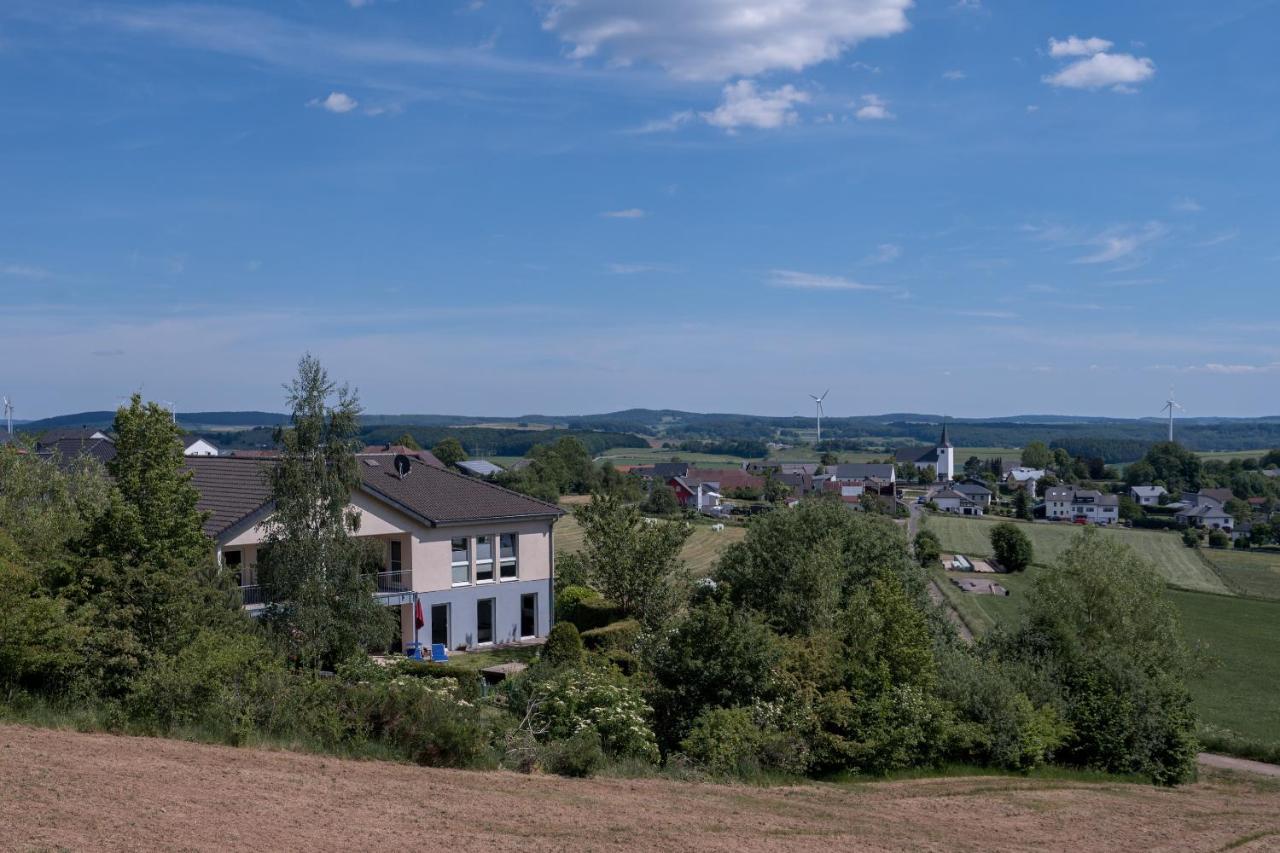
[2,0,1278,419]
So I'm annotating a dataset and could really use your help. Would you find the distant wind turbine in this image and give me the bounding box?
[809,390,829,445]
[2,397,12,435]
[1160,387,1185,442]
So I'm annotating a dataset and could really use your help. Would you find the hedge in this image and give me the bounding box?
[581,619,641,652]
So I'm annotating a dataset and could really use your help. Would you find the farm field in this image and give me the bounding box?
[1171,591,1280,747]
[924,515,1230,594]
[5,725,1280,853]
[1201,547,1280,600]
[554,511,745,577]
[594,445,1022,469]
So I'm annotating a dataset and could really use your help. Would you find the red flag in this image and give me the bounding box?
[414,599,425,631]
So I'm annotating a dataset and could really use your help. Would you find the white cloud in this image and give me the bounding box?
[600,208,646,218]
[855,93,894,120]
[541,0,914,81]
[309,91,359,113]
[702,80,810,132]
[1195,230,1239,248]
[606,262,674,274]
[1048,35,1113,57]
[1173,196,1203,213]
[959,310,1018,319]
[1188,362,1280,375]
[1044,45,1155,91]
[942,69,966,80]
[768,269,882,291]
[867,243,902,263]
[630,110,695,134]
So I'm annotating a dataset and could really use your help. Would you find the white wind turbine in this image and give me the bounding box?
[1160,387,1185,442]
[2,397,12,435]
[809,390,829,445]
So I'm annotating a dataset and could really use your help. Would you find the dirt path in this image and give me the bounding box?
[909,505,976,644]
[4,724,1280,852]
[1199,752,1280,778]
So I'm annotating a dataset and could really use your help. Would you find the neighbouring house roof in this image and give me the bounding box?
[456,459,504,477]
[1178,504,1232,519]
[833,463,895,480]
[1006,467,1046,482]
[507,458,534,471]
[35,436,117,467]
[186,452,563,541]
[1044,486,1118,506]
[1199,488,1235,506]
[642,462,692,479]
[184,456,274,538]
[687,468,763,491]
[953,482,993,498]
[39,428,112,444]
[672,476,720,497]
[360,445,445,468]
[356,453,563,526]
[183,436,220,452]
[932,489,972,502]
[1130,486,1167,498]
[1262,468,1280,478]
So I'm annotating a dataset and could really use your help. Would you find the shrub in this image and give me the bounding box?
[1207,530,1230,549]
[543,727,605,777]
[534,668,659,762]
[1182,528,1201,548]
[913,529,941,568]
[391,659,482,702]
[555,586,623,632]
[543,622,584,668]
[554,552,590,592]
[126,629,284,737]
[601,648,639,676]
[354,676,494,768]
[680,707,762,776]
[990,523,1033,572]
[580,619,640,652]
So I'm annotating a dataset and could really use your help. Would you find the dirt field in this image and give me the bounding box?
[3,725,1280,852]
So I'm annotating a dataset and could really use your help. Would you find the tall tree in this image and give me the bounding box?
[258,355,392,670]
[575,491,691,627]
[394,432,421,451]
[1022,441,1052,470]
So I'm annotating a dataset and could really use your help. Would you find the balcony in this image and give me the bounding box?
[236,570,409,609]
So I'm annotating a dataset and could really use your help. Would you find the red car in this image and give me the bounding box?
[1073,516,1089,525]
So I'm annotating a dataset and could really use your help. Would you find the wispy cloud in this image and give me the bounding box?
[959,309,1018,319]
[767,269,883,291]
[942,69,967,80]
[865,243,902,264]
[606,262,676,274]
[0,263,53,280]
[1186,362,1280,375]
[600,208,646,219]
[1048,36,1114,58]
[629,110,695,134]
[1194,230,1239,248]
[308,91,359,113]
[1173,196,1203,213]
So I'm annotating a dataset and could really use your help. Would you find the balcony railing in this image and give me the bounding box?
[237,571,408,608]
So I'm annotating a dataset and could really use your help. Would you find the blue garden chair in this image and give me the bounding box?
[431,643,449,663]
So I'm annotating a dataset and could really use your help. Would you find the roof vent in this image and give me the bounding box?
[363,458,380,467]
[394,454,413,480]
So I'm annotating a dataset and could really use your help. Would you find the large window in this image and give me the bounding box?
[475,535,494,583]
[520,593,537,639]
[499,533,518,580]
[451,537,470,586]
[388,540,402,573]
[476,598,495,645]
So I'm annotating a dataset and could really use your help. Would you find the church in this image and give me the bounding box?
[894,423,955,482]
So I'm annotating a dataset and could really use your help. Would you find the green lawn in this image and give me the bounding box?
[553,510,745,577]
[924,515,1230,595]
[1200,547,1280,601]
[1170,590,1280,747]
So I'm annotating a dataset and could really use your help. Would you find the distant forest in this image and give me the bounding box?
[18,407,1280,461]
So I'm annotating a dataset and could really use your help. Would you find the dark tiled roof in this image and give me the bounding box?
[36,437,117,467]
[360,445,445,468]
[184,456,274,537]
[356,453,563,525]
[686,468,763,491]
[895,446,939,464]
[833,463,895,480]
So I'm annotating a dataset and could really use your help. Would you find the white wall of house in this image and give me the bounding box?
[183,438,220,457]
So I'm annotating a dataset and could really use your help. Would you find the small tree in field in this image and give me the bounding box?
[432,437,468,467]
[990,522,1032,572]
[913,529,941,568]
[575,492,691,627]
[1012,488,1033,521]
[258,355,392,670]
[643,482,681,516]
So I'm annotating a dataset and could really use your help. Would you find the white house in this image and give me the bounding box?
[1129,485,1167,506]
[894,424,955,482]
[1005,467,1046,497]
[182,436,220,457]
[187,452,564,652]
[930,488,984,517]
[1044,486,1120,524]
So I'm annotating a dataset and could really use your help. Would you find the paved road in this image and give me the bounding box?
[905,503,975,644]
[1199,753,1280,778]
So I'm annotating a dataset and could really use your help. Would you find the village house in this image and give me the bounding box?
[1175,489,1236,531]
[831,463,896,485]
[1043,486,1120,525]
[929,487,985,517]
[669,476,722,511]
[1129,485,1167,506]
[187,451,564,653]
[952,480,994,509]
[182,436,220,457]
[1005,467,1046,496]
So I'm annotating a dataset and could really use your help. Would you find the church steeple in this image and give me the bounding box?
[939,420,953,449]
